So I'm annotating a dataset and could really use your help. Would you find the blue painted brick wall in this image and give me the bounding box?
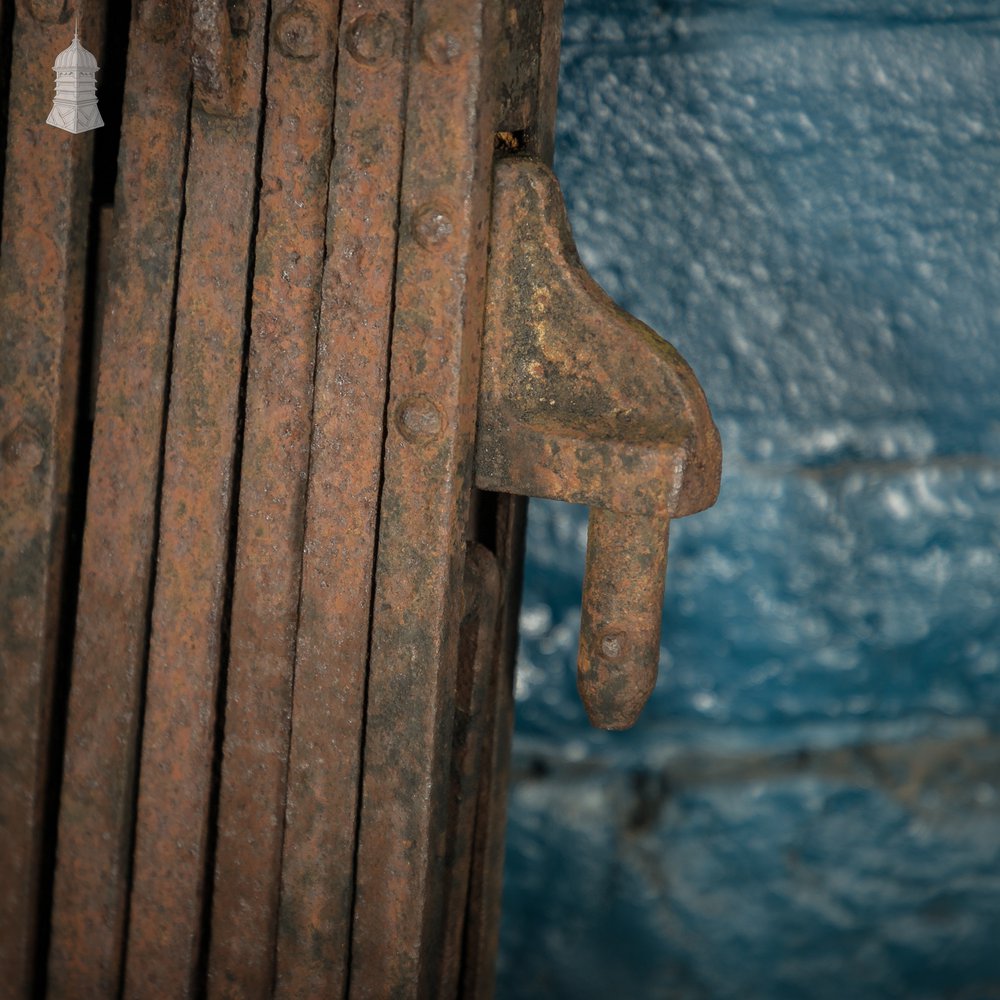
[497,2,1000,997]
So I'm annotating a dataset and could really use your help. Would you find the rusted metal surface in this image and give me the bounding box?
[459,496,524,1000]
[191,0,235,114]
[47,5,192,994]
[437,543,500,997]
[272,1,412,995]
[0,1,12,216]
[348,0,504,993]
[0,0,725,990]
[476,159,721,521]
[0,2,105,995]
[84,203,114,419]
[475,156,722,729]
[122,3,269,993]
[493,0,559,166]
[493,0,542,138]
[205,3,340,995]
[579,509,670,729]
[459,7,564,991]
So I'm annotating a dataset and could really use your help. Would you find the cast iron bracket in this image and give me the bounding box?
[476,157,722,730]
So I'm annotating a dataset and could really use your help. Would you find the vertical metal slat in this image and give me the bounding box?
[348,0,503,993]
[273,1,412,993]
[47,4,192,993]
[122,4,270,994]
[0,3,106,995]
[206,1,341,994]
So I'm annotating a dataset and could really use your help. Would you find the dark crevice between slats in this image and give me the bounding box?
[194,5,274,995]
[35,4,133,996]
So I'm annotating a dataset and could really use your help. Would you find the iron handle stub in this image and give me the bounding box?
[579,509,670,730]
[475,157,722,730]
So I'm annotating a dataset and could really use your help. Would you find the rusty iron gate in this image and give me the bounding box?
[0,1,721,996]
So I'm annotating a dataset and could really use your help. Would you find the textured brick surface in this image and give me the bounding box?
[498,2,1000,996]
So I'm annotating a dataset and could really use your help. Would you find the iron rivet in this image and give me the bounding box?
[2,424,45,471]
[274,9,319,60]
[421,26,462,66]
[397,396,443,442]
[345,13,397,66]
[412,205,453,250]
[600,631,626,660]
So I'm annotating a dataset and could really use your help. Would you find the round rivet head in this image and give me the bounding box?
[599,631,626,660]
[412,205,453,250]
[2,424,45,472]
[274,9,319,60]
[421,26,462,66]
[345,13,397,66]
[396,396,443,442]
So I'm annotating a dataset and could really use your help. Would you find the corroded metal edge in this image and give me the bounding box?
[0,3,106,995]
[347,0,504,993]
[123,2,270,993]
[206,2,341,994]
[48,3,192,994]
[272,1,412,995]
[437,543,500,998]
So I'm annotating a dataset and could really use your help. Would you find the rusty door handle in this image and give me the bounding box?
[475,157,722,730]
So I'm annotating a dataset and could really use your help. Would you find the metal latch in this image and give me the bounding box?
[476,157,722,730]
